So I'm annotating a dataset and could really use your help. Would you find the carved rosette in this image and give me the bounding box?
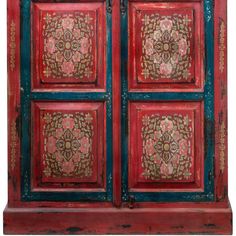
[42,112,94,178]
[140,14,192,81]
[42,12,95,79]
[141,114,193,180]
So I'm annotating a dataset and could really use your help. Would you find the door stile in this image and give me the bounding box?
[7,0,21,206]
[214,0,228,201]
[112,0,122,207]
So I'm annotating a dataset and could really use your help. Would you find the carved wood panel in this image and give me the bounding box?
[32,3,106,91]
[129,101,204,191]
[128,2,204,92]
[31,101,106,191]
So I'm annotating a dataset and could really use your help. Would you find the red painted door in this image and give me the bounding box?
[13,0,214,203]
[19,1,113,202]
[5,0,232,234]
[121,0,215,202]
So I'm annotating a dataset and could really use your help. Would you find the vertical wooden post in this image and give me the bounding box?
[112,0,122,207]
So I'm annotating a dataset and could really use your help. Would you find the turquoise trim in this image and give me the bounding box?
[20,0,113,202]
[121,0,214,202]
[128,92,204,100]
[31,92,108,100]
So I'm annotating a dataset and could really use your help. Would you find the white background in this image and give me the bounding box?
[0,0,235,235]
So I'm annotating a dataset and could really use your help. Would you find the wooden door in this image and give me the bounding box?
[121,0,215,203]
[20,1,113,202]
[6,0,226,207]
[5,0,232,234]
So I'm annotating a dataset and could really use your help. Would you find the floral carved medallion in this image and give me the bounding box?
[42,112,94,178]
[140,11,193,81]
[42,12,95,80]
[141,114,193,181]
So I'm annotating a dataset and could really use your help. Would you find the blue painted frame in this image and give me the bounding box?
[20,0,113,202]
[121,0,215,202]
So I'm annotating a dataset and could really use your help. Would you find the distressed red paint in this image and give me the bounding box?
[32,3,106,91]
[129,102,204,191]
[31,102,106,191]
[128,1,204,92]
[4,0,232,234]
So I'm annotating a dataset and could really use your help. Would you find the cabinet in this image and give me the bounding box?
[4,0,232,234]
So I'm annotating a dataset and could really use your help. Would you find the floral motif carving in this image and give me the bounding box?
[42,112,94,178]
[141,114,193,180]
[219,121,226,172]
[9,20,16,72]
[42,12,95,80]
[219,19,226,74]
[140,13,193,81]
[10,121,17,171]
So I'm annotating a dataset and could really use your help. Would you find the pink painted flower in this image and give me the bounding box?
[172,130,181,141]
[160,63,172,76]
[47,136,56,153]
[144,38,154,56]
[55,29,63,39]
[179,139,188,156]
[46,37,55,54]
[153,30,161,40]
[145,139,155,156]
[79,137,90,154]
[160,118,174,133]
[73,29,81,39]
[62,160,75,175]
[171,30,179,41]
[171,54,179,64]
[62,17,74,30]
[72,52,81,62]
[73,129,81,138]
[178,38,188,56]
[62,117,75,130]
[154,130,162,140]
[153,53,161,64]
[80,37,90,54]
[160,163,174,176]
[160,18,173,31]
[61,61,75,75]
[171,154,180,165]
[55,52,63,62]
[55,128,64,138]
[73,153,81,163]
[55,152,63,163]
[153,154,162,165]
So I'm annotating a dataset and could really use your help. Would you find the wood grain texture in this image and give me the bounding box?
[7,0,21,206]
[214,0,228,202]
[4,202,232,235]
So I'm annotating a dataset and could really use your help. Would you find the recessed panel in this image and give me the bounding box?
[129,102,204,191]
[32,3,106,91]
[129,2,204,91]
[32,102,106,191]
